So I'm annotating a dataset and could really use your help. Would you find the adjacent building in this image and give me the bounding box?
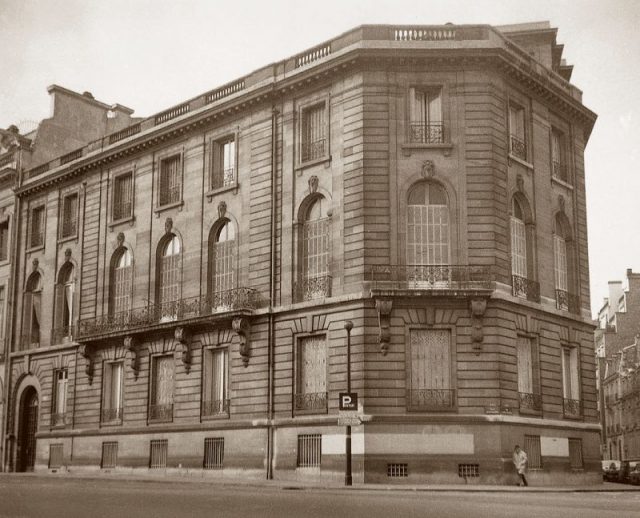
[3,22,599,484]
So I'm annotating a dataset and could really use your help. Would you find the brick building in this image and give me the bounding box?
[3,22,599,484]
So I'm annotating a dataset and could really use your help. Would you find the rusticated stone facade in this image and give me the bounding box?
[3,22,599,485]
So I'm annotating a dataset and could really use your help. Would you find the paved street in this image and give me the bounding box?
[0,476,639,518]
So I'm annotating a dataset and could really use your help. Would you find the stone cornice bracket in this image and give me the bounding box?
[469,298,488,353]
[124,335,139,380]
[375,299,393,356]
[232,317,251,367]
[78,344,94,385]
[174,326,192,374]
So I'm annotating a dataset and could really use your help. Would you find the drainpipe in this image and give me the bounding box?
[266,105,279,479]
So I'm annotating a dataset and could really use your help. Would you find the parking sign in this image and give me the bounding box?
[339,392,358,411]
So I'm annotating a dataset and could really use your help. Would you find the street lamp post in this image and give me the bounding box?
[344,320,353,486]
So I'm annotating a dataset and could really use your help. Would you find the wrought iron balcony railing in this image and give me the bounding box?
[510,134,527,161]
[101,408,123,423]
[301,139,326,162]
[149,403,173,422]
[555,289,580,314]
[295,275,332,302]
[78,288,259,339]
[563,398,582,418]
[512,275,540,302]
[51,325,76,345]
[369,265,492,292]
[409,122,444,144]
[202,399,230,417]
[407,388,456,411]
[51,412,69,427]
[294,391,328,414]
[518,392,542,412]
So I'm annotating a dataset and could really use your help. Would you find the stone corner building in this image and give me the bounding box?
[3,22,599,484]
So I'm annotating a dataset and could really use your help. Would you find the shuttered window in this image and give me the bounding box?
[159,155,181,206]
[554,234,568,291]
[113,173,133,220]
[407,183,449,266]
[112,248,132,315]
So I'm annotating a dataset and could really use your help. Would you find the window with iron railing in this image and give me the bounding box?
[409,87,443,144]
[113,173,133,221]
[295,336,327,414]
[203,347,229,418]
[158,235,181,319]
[562,346,581,418]
[149,355,174,422]
[301,102,326,162]
[22,272,42,349]
[299,196,331,301]
[211,137,236,189]
[517,336,542,412]
[551,127,568,182]
[53,263,75,344]
[30,205,45,248]
[509,102,527,161]
[102,362,124,424]
[211,221,236,305]
[0,220,8,261]
[111,247,132,316]
[60,193,78,239]
[158,155,181,206]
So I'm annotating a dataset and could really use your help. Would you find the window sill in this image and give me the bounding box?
[109,215,135,229]
[295,155,331,173]
[26,244,45,254]
[100,419,123,427]
[201,413,230,421]
[401,142,453,157]
[154,200,184,215]
[148,417,174,424]
[206,183,239,201]
[508,154,534,170]
[294,408,328,417]
[551,176,574,190]
[57,234,78,245]
[518,407,542,417]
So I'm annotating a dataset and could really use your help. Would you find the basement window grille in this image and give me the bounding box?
[297,434,322,468]
[569,438,583,469]
[101,442,118,469]
[49,443,63,469]
[387,463,408,477]
[458,463,479,478]
[149,439,168,469]
[524,435,542,469]
[204,437,224,469]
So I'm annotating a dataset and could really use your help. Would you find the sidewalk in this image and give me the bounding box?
[2,471,638,492]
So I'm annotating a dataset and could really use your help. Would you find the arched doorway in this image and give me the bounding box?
[17,387,38,472]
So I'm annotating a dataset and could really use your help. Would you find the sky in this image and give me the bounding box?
[1,0,638,317]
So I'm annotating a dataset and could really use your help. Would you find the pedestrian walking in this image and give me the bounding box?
[513,445,528,486]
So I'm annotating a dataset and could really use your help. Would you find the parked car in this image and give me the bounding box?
[618,460,639,483]
[602,460,620,482]
[629,464,640,485]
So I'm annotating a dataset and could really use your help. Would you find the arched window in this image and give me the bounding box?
[53,263,75,343]
[406,182,449,266]
[510,198,527,279]
[157,234,181,318]
[22,272,42,349]
[211,220,236,296]
[510,195,539,301]
[554,213,576,311]
[300,196,330,301]
[110,247,133,315]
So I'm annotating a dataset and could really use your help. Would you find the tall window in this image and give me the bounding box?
[517,336,541,411]
[203,347,229,417]
[54,263,75,342]
[551,127,567,182]
[0,220,8,261]
[409,87,443,144]
[211,137,236,189]
[407,182,449,267]
[60,192,78,238]
[510,197,528,292]
[211,221,236,297]
[0,286,5,343]
[111,247,133,315]
[300,197,330,300]
[30,205,45,248]
[562,346,581,417]
[407,329,454,410]
[22,272,42,349]
[301,103,326,162]
[554,214,575,311]
[113,173,133,221]
[509,102,527,160]
[295,336,327,414]
[52,369,68,426]
[157,235,181,318]
[158,155,181,206]
[149,355,174,422]
[102,362,124,423]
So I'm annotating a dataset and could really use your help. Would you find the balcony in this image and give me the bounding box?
[77,288,259,341]
[149,403,173,423]
[202,399,230,418]
[301,139,326,162]
[294,391,328,414]
[518,392,542,412]
[556,289,580,314]
[563,398,582,419]
[509,134,527,161]
[101,408,123,424]
[295,275,332,302]
[409,122,444,144]
[407,389,456,411]
[512,275,540,303]
[369,265,492,295]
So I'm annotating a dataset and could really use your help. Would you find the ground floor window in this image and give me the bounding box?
[297,434,321,468]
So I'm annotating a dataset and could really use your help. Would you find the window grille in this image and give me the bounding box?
[49,443,63,469]
[30,205,45,248]
[296,336,327,414]
[387,463,408,477]
[297,434,321,468]
[301,103,326,162]
[61,193,78,238]
[159,155,181,206]
[113,173,133,220]
[407,182,449,268]
[458,464,479,477]
[203,437,224,469]
[524,435,542,469]
[101,442,118,468]
[150,439,168,468]
[569,438,583,469]
[408,329,453,411]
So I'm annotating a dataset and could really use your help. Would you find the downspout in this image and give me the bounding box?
[266,105,279,479]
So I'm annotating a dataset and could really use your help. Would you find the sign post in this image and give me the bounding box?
[344,321,353,486]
